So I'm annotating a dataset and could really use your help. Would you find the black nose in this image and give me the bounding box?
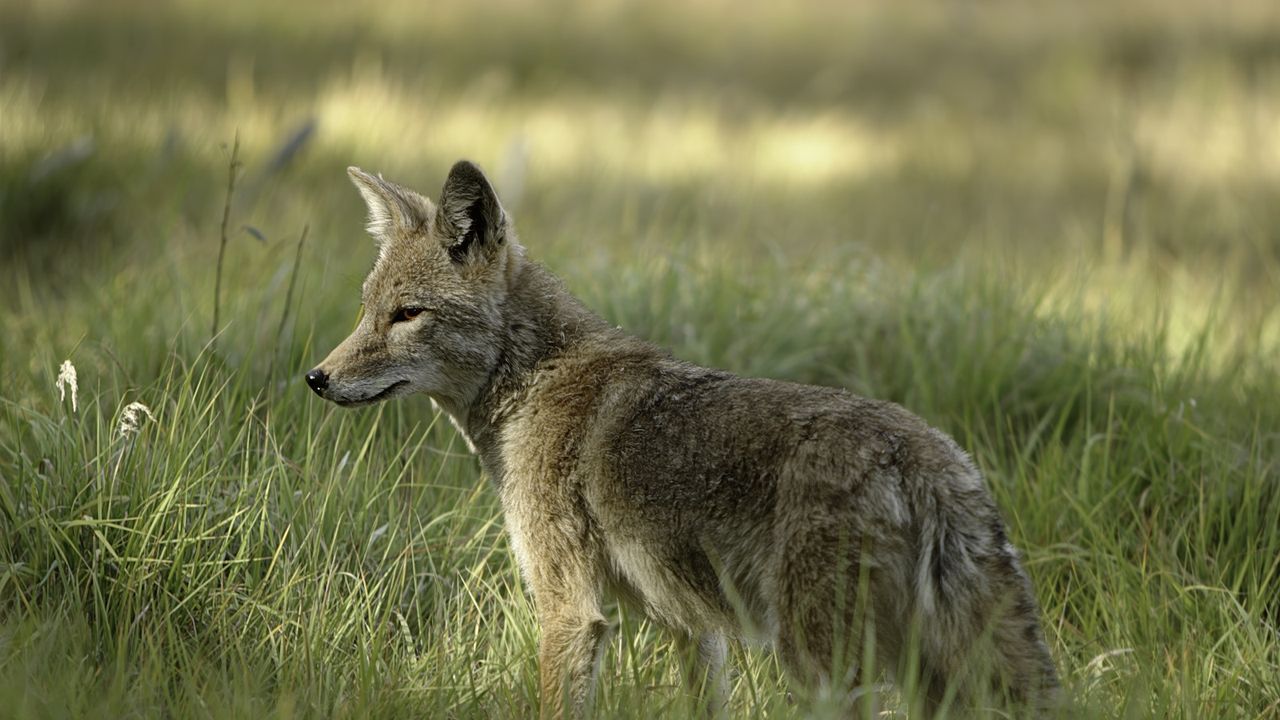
[305,369,329,393]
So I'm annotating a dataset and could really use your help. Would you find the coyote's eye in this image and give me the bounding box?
[391,307,425,324]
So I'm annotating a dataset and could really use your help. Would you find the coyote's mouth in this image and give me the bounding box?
[336,380,409,407]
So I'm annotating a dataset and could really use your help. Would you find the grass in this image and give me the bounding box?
[2,0,1279,716]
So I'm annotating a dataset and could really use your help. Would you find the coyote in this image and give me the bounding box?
[307,161,1060,717]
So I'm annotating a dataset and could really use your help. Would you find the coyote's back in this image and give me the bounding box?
[308,160,1060,717]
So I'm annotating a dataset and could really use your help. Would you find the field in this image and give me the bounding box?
[2,0,1279,716]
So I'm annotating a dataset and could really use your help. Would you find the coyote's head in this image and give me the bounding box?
[306,161,518,416]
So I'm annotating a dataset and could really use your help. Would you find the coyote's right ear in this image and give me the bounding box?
[434,160,507,265]
[347,167,432,242]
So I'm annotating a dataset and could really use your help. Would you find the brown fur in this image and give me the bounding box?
[309,161,1060,717]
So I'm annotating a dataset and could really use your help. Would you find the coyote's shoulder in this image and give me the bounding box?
[308,160,1059,718]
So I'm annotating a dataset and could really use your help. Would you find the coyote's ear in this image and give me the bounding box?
[347,167,432,242]
[434,160,506,264]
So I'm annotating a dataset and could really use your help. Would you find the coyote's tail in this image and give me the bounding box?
[913,477,1060,715]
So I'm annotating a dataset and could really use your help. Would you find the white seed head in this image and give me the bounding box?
[55,360,78,412]
[118,401,157,438]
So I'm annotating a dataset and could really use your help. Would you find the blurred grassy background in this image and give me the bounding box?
[1,0,1279,717]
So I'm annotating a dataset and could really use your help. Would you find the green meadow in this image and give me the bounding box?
[2,0,1278,716]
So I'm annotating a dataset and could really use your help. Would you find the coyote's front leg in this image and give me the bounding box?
[538,599,610,719]
[505,487,609,719]
[677,631,730,717]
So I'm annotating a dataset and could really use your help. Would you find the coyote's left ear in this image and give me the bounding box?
[434,160,507,264]
[347,167,432,242]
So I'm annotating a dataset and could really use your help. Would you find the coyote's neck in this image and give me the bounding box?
[457,260,615,477]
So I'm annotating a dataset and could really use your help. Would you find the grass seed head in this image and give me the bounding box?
[118,401,156,438]
[55,359,78,412]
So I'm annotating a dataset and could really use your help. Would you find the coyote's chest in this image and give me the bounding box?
[499,469,736,635]
[495,386,739,636]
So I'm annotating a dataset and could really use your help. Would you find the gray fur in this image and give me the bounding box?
[310,160,1060,718]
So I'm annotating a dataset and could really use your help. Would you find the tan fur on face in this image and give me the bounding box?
[311,161,1060,718]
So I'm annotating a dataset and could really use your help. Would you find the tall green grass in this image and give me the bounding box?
[2,0,1279,717]
[3,245,1276,717]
